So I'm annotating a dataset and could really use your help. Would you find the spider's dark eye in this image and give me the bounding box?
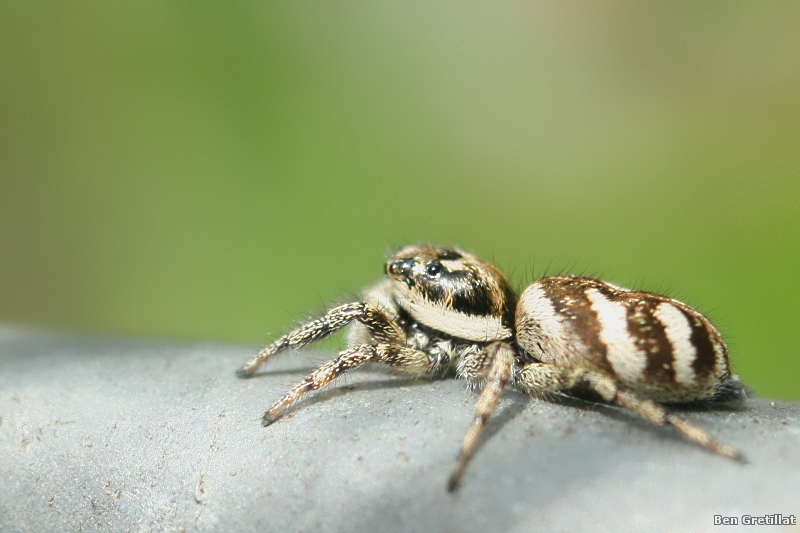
[438,250,462,260]
[425,261,443,277]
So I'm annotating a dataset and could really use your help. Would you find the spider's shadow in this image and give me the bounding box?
[547,389,750,414]
[247,366,750,463]
[292,373,443,413]
[253,366,449,422]
[251,366,531,452]
[540,390,750,457]
[244,366,321,378]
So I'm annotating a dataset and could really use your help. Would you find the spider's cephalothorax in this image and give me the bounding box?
[385,245,517,342]
[237,244,745,491]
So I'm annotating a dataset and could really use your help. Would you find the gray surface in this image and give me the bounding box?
[0,325,798,533]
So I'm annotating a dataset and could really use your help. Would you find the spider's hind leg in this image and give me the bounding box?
[516,362,742,461]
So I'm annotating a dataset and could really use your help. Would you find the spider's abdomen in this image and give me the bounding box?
[515,276,733,403]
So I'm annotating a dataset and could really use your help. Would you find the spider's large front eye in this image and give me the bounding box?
[425,261,443,277]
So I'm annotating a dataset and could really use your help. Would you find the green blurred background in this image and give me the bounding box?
[1,2,798,400]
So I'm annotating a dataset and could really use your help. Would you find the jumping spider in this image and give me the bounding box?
[237,244,744,491]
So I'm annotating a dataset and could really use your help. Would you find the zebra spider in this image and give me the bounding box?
[237,244,745,491]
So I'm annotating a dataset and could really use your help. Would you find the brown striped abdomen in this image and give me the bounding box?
[515,276,731,402]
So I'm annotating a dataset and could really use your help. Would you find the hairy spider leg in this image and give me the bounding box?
[515,362,743,461]
[262,343,431,425]
[448,341,515,492]
[236,302,404,377]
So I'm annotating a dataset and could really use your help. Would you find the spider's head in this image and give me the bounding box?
[386,245,516,342]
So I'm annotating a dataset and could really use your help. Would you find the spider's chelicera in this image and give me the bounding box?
[237,244,745,491]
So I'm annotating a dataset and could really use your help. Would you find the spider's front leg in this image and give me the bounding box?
[448,341,515,492]
[261,343,430,426]
[236,301,403,378]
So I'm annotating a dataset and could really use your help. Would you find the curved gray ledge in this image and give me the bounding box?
[1,326,798,532]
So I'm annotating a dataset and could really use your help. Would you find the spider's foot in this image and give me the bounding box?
[235,367,253,379]
[261,412,278,427]
[719,443,746,463]
[446,474,460,493]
